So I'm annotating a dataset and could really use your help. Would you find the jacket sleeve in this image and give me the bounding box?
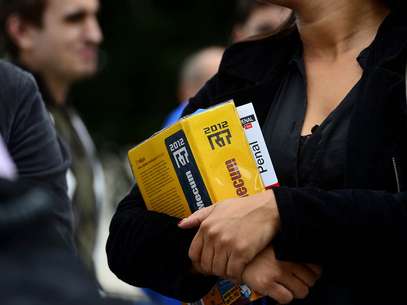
[106,186,217,302]
[4,66,73,247]
[272,186,407,278]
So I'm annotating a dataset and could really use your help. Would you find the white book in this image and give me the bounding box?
[237,103,279,189]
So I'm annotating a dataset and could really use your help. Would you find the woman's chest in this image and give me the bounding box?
[224,67,407,192]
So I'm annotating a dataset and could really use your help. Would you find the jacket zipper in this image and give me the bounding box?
[392,157,401,193]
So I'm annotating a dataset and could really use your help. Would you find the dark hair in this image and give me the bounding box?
[234,0,296,41]
[254,0,405,40]
[384,0,404,8]
[0,0,47,58]
[259,0,404,10]
[235,0,271,26]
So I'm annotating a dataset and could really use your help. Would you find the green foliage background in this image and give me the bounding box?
[72,0,236,151]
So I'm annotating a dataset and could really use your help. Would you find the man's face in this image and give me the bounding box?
[26,0,102,81]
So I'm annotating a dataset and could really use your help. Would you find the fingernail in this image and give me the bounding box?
[178,219,185,225]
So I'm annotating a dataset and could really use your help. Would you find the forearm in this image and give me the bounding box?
[272,187,407,269]
[106,187,217,301]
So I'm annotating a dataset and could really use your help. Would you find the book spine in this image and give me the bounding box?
[237,103,279,188]
[164,129,211,213]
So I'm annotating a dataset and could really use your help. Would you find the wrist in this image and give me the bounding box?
[264,189,281,232]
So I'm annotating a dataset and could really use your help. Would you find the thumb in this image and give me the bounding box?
[178,206,214,229]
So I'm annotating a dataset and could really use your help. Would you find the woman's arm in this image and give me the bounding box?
[106,186,217,302]
[272,187,407,266]
[180,187,407,281]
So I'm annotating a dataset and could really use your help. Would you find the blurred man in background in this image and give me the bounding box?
[0,0,104,274]
[232,0,292,42]
[163,46,224,127]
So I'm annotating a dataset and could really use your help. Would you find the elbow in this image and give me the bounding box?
[105,236,146,288]
[105,233,129,283]
[172,273,218,303]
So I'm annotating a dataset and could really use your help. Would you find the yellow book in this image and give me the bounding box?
[128,101,264,305]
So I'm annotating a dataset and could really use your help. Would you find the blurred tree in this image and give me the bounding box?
[71,0,236,151]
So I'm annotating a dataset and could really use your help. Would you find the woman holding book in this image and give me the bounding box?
[107,0,407,304]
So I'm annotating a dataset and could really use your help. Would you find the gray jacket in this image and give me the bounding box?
[0,60,73,247]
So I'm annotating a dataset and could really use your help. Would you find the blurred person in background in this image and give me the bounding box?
[0,0,104,274]
[0,145,137,305]
[232,0,291,42]
[107,0,407,305]
[163,47,224,127]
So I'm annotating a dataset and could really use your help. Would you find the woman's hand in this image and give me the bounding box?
[244,248,322,304]
[178,190,280,282]
[242,247,322,304]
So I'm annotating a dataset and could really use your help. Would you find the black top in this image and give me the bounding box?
[261,49,369,304]
[107,11,407,305]
[264,48,369,189]
[0,61,73,247]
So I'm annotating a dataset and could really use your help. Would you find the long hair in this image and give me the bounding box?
[384,0,406,9]
[252,0,404,40]
[258,0,404,8]
[241,3,296,41]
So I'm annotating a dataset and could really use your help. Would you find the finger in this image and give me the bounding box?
[306,264,323,276]
[189,230,204,267]
[178,206,214,229]
[226,252,248,282]
[200,235,215,274]
[266,282,294,305]
[289,263,321,287]
[212,246,229,278]
[191,261,206,275]
[278,271,310,300]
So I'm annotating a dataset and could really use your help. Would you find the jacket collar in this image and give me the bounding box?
[219,10,407,83]
[367,11,407,69]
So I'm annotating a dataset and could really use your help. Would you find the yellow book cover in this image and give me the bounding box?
[128,101,264,305]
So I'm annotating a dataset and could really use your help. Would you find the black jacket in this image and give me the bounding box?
[107,11,407,305]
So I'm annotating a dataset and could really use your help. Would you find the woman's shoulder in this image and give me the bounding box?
[0,60,38,108]
[0,60,41,140]
[364,11,407,71]
[219,29,300,82]
[184,30,300,115]
[0,60,35,89]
